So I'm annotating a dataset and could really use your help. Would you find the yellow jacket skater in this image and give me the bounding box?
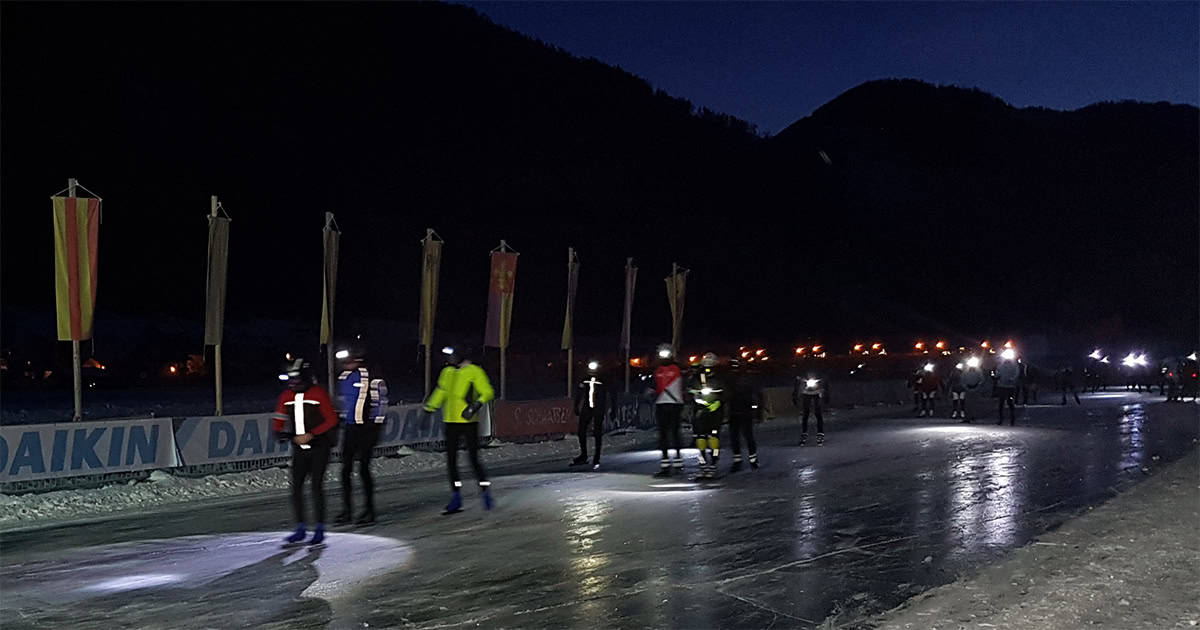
[424,345,495,513]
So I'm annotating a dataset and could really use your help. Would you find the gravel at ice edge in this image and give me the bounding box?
[0,430,658,527]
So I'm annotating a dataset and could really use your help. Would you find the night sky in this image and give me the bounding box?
[468,1,1199,134]
[0,1,1196,376]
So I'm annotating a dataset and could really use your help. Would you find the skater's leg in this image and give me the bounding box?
[591,413,603,464]
[464,422,488,485]
[310,445,330,525]
[292,451,309,525]
[445,422,463,491]
[655,406,670,473]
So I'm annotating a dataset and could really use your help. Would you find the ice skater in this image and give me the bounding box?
[793,371,828,445]
[571,360,615,470]
[424,345,495,514]
[274,357,339,546]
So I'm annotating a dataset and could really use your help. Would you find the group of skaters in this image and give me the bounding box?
[272,342,496,546]
[643,345,762,479]
[907,349,1087,425]
[269,338,1198,545]
[904,348,1200,426]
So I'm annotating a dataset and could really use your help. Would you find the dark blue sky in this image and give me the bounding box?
[467,1,1199,134]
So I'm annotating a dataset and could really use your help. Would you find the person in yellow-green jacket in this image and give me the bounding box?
[424,345,495,514]
[687,353,726,479]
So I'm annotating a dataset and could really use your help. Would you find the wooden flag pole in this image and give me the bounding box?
[68,178,83,421]
[670,262,679,358]
[566,247,574,398]
[211,195,224,416]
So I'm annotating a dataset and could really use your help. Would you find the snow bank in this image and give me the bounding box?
[0,429,655,528]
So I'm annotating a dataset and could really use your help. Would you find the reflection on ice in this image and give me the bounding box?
[83,573,183,593]
[0,532,412,606]
[948,446,1022,553]
[1118,404,1146,472]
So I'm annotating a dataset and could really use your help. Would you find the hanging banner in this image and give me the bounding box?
[561,248,579,350]
[320,213,340,345]
[419,233,443,348]
[665,266,688,354]
[51,197,101,341]
[203,215,231,346]
[621,258,637,350]
[484,251,519,348]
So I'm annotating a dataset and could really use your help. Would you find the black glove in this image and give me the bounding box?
[462,401,482,420]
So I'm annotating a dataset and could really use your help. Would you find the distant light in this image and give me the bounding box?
[981,341,990,349]
[688,355,698,363]
[630,358,641,366]
[967,357,981,368]
[658,349,671,359]
[761,356,769,361]
[914,342,925,350]
[335,350,350,360]
[756,349,765,356]
[285,353,293,361]
[442,346,454,356]
[871,343,882,350]
[795,347,804,354]
[1100,356,1110,364]
[935,341,946,350]
[1000,348,1016,361]
[853,344,864,352]
[278,374,289,381]
[588,361,599,371]
[923,363,934,373]
[857,363,865,368]
[700,387,713,395]
[168,365,177,374]
[955,363,964,370]
[1088,349,1103,360]
[1004,340,1014,349]
[1135,354,1148,367]
[806,378,819,388]
[741,351,750,358]
[812,345,822,353]
[1188,352,1198,362]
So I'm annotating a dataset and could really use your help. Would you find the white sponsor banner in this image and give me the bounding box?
[0,418,177,482]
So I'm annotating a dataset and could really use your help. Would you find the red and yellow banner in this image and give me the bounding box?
[485,251,518,348]
[51,197,100,341]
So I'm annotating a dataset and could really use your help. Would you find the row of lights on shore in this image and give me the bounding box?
[627,340,1018,367]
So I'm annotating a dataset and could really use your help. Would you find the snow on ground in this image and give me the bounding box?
[0,429,657,529]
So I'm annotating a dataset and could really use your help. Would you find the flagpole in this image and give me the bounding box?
[210,196,224,416]
[68,178,83,421]
[670,262,679,358]
[565,247,574,398]
[624,259,631,394]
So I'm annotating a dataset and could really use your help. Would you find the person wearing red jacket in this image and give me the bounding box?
[647,344,685,477]
[274,357,339,545]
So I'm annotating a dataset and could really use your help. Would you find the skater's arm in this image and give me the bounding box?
[425,367,453,411]
[470,365,495,403]
[307,387,339,437]
[573,382,585,416]
[272,392,289,437]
